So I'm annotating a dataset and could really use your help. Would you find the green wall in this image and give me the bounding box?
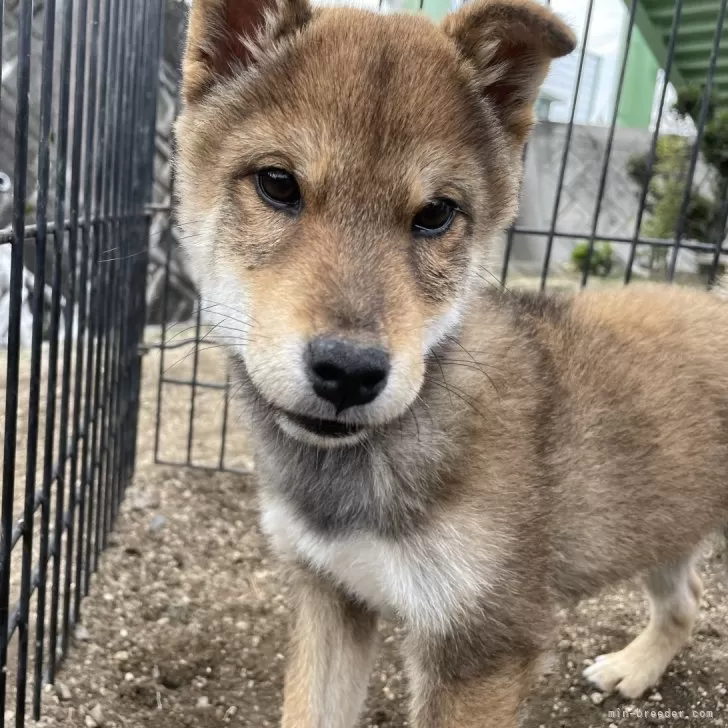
[405,0,659,130]
[618,25,659,129]
[401,0,452,22]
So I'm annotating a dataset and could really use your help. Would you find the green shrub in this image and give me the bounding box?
[571,241,613,277]
[626,86,728,277]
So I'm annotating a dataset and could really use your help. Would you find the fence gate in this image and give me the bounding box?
[0,0,164,723]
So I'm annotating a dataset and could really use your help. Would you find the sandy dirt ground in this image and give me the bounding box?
[1,328,727,727]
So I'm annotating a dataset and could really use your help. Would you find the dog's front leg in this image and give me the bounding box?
[282,568,378,728]
[406,640,540,728]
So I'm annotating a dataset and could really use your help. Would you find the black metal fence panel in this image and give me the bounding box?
[152,0,728,476]
[0,0,164,722]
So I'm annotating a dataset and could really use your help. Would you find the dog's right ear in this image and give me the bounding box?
[182,0,312,103]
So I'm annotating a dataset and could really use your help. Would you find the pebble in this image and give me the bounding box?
[197,697,210,709]
[131,490,161,511]
[90,704,105,726]
[590,691,604,705]
[74,624,91,642]
[649,692,662,702]
[113,650,129,662]
[55,681,72,701]
[149,514,167,532]
[698,621,723,638]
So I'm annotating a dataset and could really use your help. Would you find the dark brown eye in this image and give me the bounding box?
[255,168,301,211]
[412,199,457,237]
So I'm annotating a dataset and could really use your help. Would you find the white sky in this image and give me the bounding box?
[549,0,629,124]
[311,0,629,56]
[551,0,626,56]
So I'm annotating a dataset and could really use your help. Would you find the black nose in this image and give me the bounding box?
[307,338,390,411]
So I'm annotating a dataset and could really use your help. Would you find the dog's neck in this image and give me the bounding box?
[231,336,470,539]
[232,289,550,539]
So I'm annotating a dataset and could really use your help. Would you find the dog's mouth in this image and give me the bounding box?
[279,410,365,439]
[230,356,371,444]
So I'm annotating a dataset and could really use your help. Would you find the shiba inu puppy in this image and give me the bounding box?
[175,0,728,725]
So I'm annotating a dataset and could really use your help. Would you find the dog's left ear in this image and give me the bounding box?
[443,0,576,145]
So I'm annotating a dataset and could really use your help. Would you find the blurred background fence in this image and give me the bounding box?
[152,0,728,470]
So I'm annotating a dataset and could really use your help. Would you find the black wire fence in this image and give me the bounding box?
[0,0,164,722]
[152,0,728,473]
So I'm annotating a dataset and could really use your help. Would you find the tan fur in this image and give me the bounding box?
[584,557,703,698]
[408,654,536,728]
[281,570,378,728]
[175,1,726,726]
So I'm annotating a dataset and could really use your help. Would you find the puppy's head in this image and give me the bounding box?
[175,0,574,447]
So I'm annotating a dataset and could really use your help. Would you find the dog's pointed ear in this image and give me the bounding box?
[182,0,312,103]
[443,0,576,145]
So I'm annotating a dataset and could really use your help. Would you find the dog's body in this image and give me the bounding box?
[175,1,728,725]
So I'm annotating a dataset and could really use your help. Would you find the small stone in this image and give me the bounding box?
[698,621,723,638]
[131,490,161,511]
[74,624,91,641]
[84,717,97,728]
[197,697,210,709]
[124,672,134,682]
[149,514,167,532]
[90,704,105,726]
[113,650,129,662]
[55,681,72,701]
[650,692,663,702]
[558,639,572,650]
[590,691,604,705]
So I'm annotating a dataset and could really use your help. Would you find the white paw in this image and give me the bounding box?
[583,649,664,699]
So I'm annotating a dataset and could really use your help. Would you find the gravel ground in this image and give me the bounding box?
[2,335,726,727]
